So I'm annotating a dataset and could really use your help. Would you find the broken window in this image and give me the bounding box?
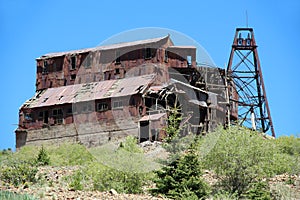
[84,54,92,68]
[71,74,76,80]
[164,50,168,62]
[24,113,33,121]
[70,56,76,70]
[67,107,73,115]
[144,48,152,59]
[52,108,63,124]
[42,60,48,74]
[115,51,121,64]
[113,100,123,109]
[129,96,136,106]
[187,55,192,66]
[38,110,49,124]
[97,102,108,112]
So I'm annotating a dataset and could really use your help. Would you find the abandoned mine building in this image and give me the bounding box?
[16,35,238,149]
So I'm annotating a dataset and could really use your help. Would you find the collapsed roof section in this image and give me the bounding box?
[22,74,156,109]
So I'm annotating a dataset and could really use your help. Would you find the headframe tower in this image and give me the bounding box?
[226,28,275,137]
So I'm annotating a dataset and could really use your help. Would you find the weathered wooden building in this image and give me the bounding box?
[16,35,237,148]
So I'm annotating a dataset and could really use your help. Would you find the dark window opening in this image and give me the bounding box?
[71,74,76,80]
[115,51,121,64]
[97,102,108,112]
[115,68,120,75]
[42,60,48,74]
[52,108,63,124]
[64,79,67,86]
[38,110,49,124]
[70,56,76,70]
[49,81,53,88]
[84,54,92,68]
[105,72,111,80]
[144,48,152,59]
[67,107,73,115]
[164,50,168,62]
[53,63,57,71]
[44,111,49,123]
[129,96,136,106]
[187,55,192,67]
[24,113,33,121]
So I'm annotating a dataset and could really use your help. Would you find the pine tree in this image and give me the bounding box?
[152,138,210,199]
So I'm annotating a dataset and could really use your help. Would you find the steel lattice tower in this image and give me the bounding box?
[226,28,275,137]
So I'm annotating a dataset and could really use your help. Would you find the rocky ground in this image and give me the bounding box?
[1,142,299,199]
[1,165,299,199]
[0,165,168,200]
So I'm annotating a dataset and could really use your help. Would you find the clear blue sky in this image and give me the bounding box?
[1,0,299,150]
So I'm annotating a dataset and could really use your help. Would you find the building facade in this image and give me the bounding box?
[16,35,237,148]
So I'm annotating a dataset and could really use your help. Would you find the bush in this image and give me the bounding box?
[152,138,210,199]
[92,166,146,194]
[243,181,271,200]
[47,143,94,166]
[67,136,151,193]
[275,136,300,156]
[164,105,182,142]
[69,170,85,191]
[36,146,50,166]
[0,160,38,186]
[118,135,143,153]
[203,126,280,197]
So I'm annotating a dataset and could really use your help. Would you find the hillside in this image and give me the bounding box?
[0,127,300,199]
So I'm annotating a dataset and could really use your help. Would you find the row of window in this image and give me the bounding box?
[42,49,192,75]
[24,101,125,122]
[42,48,157,73]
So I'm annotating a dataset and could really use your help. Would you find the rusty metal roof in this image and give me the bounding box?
[23,74,156,109]
[38,35,171,59]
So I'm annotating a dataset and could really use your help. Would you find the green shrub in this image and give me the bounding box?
[69,170,84,191]
[0,160,38,187]
[47,143,94,166]
[13,146,38,162]
[92,166,146,194]
[274,136,300,175]
[0,191,37,200]
[203,126,280,197]
[118,135,143,153]
[164,105,182,142]
[243,181,271,200]
[152,138,210,199]
[275,136,300,156]
[67,136,152,193]
[36,146,50,166]
[208,191,238,200]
